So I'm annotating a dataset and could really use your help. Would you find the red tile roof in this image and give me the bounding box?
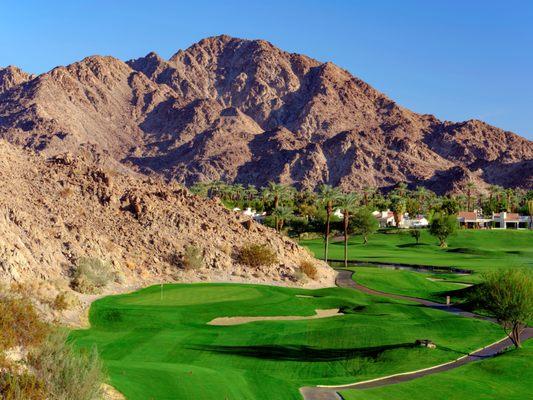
[458,211,477,220]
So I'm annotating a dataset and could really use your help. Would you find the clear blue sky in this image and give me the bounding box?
[1,1,532,139]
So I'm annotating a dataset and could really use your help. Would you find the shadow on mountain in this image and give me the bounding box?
[190,343,416,361]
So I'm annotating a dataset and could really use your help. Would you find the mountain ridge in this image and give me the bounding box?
[1,35,531,193]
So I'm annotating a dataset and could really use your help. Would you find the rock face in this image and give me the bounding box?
[0,140,333,289]
[1,35,532,192]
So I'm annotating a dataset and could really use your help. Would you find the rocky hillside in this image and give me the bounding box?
[1,35,532,192]
[0,140,333,296]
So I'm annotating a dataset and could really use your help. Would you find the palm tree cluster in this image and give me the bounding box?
[190,180,533,264]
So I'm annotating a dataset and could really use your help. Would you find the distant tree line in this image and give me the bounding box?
[190,181,533,264]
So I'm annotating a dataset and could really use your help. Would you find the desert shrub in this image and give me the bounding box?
[299,260,319,280]
[0,372,47,400]
[71,257,114,294]
[293,269,306,282]
[0,296,49,353]
[52,291,80,311]
[182,245,204,270]
[236,244,277,268]
[28,332,104,400]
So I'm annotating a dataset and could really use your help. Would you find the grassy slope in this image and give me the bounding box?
[349,267,470,303]
[71,283,502,400]
[301,230,533,273]
[340,339,533,400]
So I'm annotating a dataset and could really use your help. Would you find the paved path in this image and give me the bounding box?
[300,270,532,400]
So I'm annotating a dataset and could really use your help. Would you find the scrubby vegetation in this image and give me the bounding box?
[299,260,319,280]
[182,245,204,270]
[29,332,104,400]
[236,243,278,267]
[71,257,114,294]
[0,290,105,400]
[470,269,533,348]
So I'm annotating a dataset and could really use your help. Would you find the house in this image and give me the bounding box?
[372,210,396,228]
[457,211,491,229]
[457,211,529,229]
[492,212,528,229]
[403,216,429,228]
[233,207,266,222]
[333,208,344,219]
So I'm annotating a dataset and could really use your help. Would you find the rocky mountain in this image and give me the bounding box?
[0,139,333,311]
[1,35,532,193]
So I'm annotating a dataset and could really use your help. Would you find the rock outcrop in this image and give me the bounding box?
[0,140,333,291]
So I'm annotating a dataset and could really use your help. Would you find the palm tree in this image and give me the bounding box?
[337,193,359,268]
[272,206,293,232]
[362,187,376,207]
[393,182,409,198]
[189,181,210,197]
[390,195,406,227]
[465,182,476,211]
[263,182,291,229]
[233,183,246,202]
[317,184,341,263]
[414,186,429,214]
[245,185,258,201]
[527,199,533,230]
[488,185,499,203]
[505,188,516,212]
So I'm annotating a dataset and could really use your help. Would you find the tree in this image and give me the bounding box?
[350,208,378,244]
[465,182,476,211]
[471,269,533,348]
[317,184,340,263]
[271,206,293,232]
[429,213,457,248]
[338,193,359,267]
[393,182,408,198]
[526,200,533,229]
[263,182,292,230]
[362,187,376,207]
[414,186,429,213]
[437,198,459,216]
[505,188,516,212]
[410,228,421,244]
[390,196,406,227]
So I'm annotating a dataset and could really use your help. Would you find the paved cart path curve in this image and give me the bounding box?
[300,270,533,400]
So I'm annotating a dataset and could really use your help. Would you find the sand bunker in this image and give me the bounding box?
[207,309,343,326]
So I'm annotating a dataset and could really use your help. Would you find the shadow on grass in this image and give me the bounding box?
[396,243,429,248]
[189,343,416,361]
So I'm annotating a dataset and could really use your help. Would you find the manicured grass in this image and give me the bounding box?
[71,283,502,400]
[301,230,533,273]
[349,267,470,303]
[340,339,533,400]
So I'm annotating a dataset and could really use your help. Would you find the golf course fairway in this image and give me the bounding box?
[340,339,532,400]
[301,230,533,272]
[71,283,503,399]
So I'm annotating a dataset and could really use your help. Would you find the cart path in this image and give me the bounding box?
[300,270,532,400]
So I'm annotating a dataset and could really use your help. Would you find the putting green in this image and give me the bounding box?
[301,230,533,272]
[71,283,502,399]
[340,339,533,400]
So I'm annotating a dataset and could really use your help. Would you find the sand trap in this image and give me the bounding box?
[207,308,343,326]
[426,277,472,286]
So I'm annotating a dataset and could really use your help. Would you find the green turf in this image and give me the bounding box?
[70,283,502,400]
[349,267,471,303]
[301,230,533,272]
[340,339,533,400]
